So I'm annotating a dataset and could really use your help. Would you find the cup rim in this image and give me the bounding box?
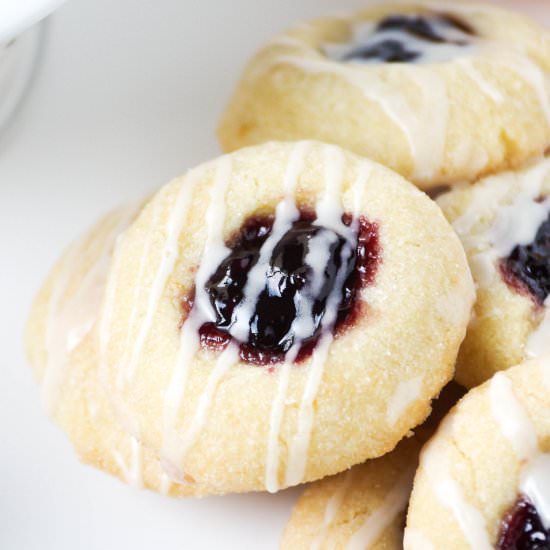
[0,0,67,43]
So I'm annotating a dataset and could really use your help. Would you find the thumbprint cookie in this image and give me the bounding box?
[219,1,550,190]
[97,141,474,494]
[438,157,550,388]
[405,356,550,550]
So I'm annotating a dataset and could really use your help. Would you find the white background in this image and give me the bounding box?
[0,1,547,549]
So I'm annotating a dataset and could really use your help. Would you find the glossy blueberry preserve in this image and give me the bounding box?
[498,497,550,550]
[501,212,550,306]
[342,13,474,63]
[196,211,380,365]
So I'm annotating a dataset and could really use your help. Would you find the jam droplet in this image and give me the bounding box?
[501,212,550,306]
[196,212,380,366]
[498,497,550,550]
[343,13,473,63]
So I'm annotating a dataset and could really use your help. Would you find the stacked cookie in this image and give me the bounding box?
[25,1,550,549]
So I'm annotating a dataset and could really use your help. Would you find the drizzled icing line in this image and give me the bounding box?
[490,371,550,530]
[264,55,449,182]
[112,434,144,489]
[421,417,492,549]
[345,467,415,550]
[264,141,312,493]
[448,159,550,357]
[43,204,140,415]
[386,376,423,426]
[123,175,200,385]
[284,145,351,486]
[310,468,355,550]
[256,4,550,183]
[162,156,236,470]
[116,197,163,389]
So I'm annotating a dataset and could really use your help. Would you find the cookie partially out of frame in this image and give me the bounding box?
[406,357,550,550]
[219,1,550,190]
[438,157,550,389]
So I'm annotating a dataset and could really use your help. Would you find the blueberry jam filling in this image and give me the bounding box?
[498,497,550,550]
[197,212,379,366]
[336,13,474,64]
[501,212,550,306]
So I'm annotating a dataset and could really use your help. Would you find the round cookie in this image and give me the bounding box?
[405,356,550,550]
[437,157,550,389]
[218,1,550,190]
[25,203,210,497]
[281,383,465,550]
[98,140,474,494]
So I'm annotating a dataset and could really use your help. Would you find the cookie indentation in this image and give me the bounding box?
[501,213,550,306]
[498,497,550,550]
[330,13,474,64]
[196,211,379,365]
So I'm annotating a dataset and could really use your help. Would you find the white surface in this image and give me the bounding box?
[0,1,548,549]
[0,25,43,137]
[0,0,66,43]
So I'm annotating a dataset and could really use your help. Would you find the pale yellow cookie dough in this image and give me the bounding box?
[281,382,465,550]
[437,157,550,389]
[98,141,474,495]
[219,1,550,190]
[25,204,210,497]
[405,356,550,549]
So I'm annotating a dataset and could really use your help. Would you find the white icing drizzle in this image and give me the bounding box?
[265,358,294,494]
[386,376,423,426]
[522,454,550,531]
[123,174,200,385]
[268,55,448,182]
[403,528,436,550]
[345,468,415,550]
[489,373,537,461]
[159,472,173,496]
[112,434,143,489]
[230,143,308,342]
[172,343,239,465]
[489,372,550,529]
[42,204,140,415]
[487,188,550,259]
[162,156,235,468]
[456,58,504,104]
[258,3,550,183]
[116,197,162,388]
[421,418,492,549]
[447,159,550,359]
[310,469,355,550]
[450,159,550,277]
[284,145,354,486]
[264,142,312,493]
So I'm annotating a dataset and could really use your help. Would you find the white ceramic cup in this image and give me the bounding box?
[0,0,67,138]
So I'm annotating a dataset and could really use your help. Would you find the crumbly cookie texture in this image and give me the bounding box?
[26,141,473,495]
[437,157,550,389]
[219,1,550,190]
[281,383,465,550]
[25,205,213,497]
[97,141,473,494]
[405,357,550,549]
[281,437,421,550]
